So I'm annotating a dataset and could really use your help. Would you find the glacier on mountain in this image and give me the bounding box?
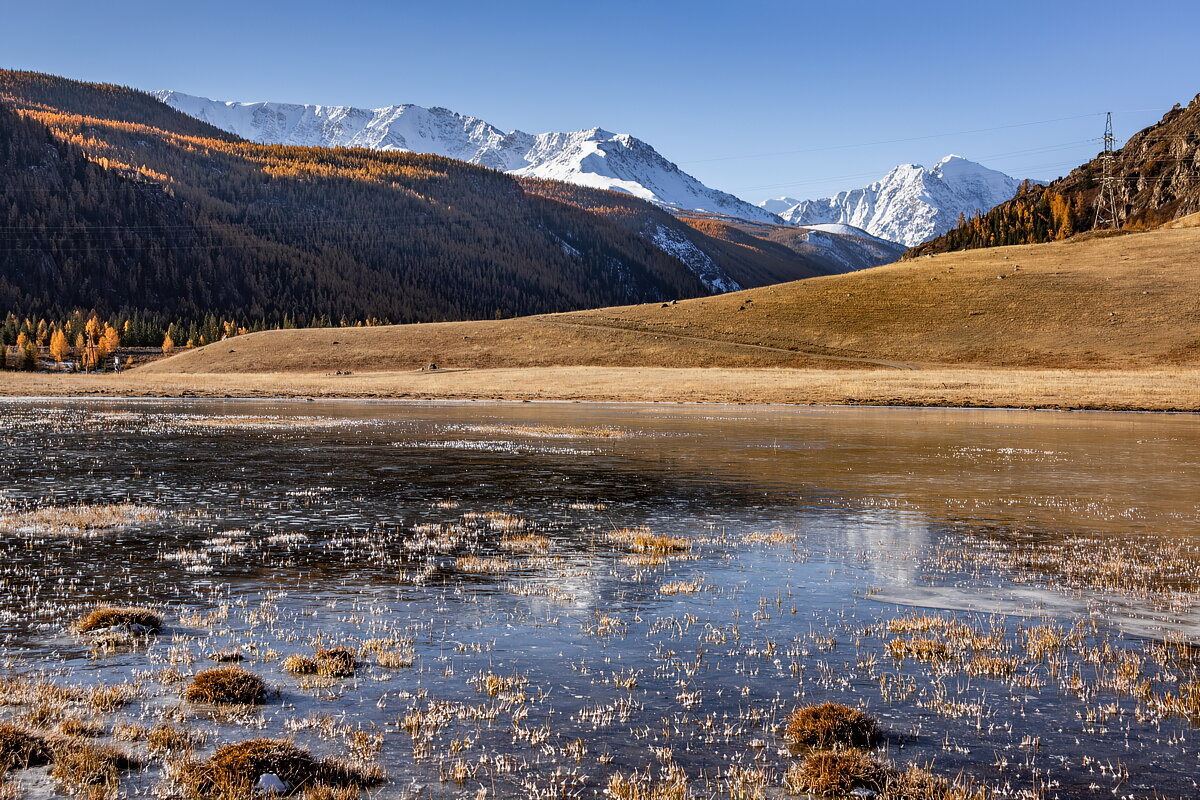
[152,91,779,225]
[762,156,1025,247]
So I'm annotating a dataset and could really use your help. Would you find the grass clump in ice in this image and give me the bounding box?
[74,606,162,634]
[49,741,141,798]
[314,647,357,678]
[783,702,879,749]
[784,749,889,798]
[283,647,357,679]
[183,667,268,705]
[176,738,382,798]
[0,724,52,772]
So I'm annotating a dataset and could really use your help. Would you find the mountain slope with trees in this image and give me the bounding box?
[1,69,859,353]
[908,96,1200,256]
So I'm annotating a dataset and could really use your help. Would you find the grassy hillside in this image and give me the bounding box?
[140,224,1200,375]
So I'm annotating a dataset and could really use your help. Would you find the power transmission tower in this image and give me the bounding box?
[1094,111,1121,229]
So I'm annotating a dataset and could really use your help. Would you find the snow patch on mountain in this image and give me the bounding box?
[153,90,778,224]
[761,156,1026,247]
[651,225,742,293]
[758,197,801,216]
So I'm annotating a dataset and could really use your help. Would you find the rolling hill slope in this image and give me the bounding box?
[139,224,1200,375]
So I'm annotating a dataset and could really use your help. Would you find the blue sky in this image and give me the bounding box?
[3,0,1198,202]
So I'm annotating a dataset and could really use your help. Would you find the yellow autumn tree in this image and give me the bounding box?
[161,332,175,354]
[16,332,37,371]
[75,332,94,371]
[97,324,120,361]
[49,329,70,362]
[85,314,102,345]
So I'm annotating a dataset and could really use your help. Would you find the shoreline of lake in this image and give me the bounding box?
[2,365,1198,412]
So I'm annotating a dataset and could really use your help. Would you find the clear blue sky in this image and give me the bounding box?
[3,0,1198,202]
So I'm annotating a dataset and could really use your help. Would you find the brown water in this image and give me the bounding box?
[1,400,1199,799]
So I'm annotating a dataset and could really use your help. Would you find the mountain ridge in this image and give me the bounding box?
[153,90,781,225]
[760,156,1026,247]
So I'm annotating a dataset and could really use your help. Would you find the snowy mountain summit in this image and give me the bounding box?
[153,91,779,224]
[762,156,1026,247]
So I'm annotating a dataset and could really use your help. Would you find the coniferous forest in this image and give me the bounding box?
[2,70,826,355]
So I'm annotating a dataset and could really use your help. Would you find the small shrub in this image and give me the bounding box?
[785,749,891,798]
[183,667,268,705]
[783,702,879,748]
[0,724,52,772]
[74,606,162,634]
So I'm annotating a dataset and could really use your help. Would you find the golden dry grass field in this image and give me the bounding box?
[4,226,1199,410]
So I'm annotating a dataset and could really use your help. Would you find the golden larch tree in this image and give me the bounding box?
[49,329,70,362]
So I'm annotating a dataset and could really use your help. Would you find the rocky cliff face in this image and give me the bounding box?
[1069,94,1200,228]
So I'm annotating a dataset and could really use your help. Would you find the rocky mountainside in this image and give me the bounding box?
[910,95,1200,256]
[154,91,780,224]
[761,156,1025,247]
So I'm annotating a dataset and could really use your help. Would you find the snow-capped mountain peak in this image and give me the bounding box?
[758,197,801,216]
[759,156,1026,247]
[153,90,779,224]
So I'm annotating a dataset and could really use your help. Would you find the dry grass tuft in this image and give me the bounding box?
[283,655,319,675]
[57,717,106,738]
[606,765,689,800]
[74,606,162,634]
[498,533,552,553]
[301,786,360,800]
[0,724,52,772]
[49,741,140,798]
[783,702,879,749]
[608,527,690,555]
[315,647,357,678]
[183,667,268,705]
[86,684,139,713]
[0,503,160,535]
[176,738,382,799]
[784,749,890,798]
[147,724,206,757]
[881,764,988,800]
[361,638,415,669]
[455,555,514,574]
